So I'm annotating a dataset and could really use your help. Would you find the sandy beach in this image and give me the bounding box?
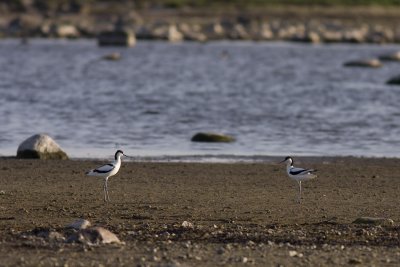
[1,157,400,266]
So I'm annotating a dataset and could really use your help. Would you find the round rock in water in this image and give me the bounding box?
[191,132,235,143]
[386,75,400,85]
[17,134,68,159]
[343,59,382,68]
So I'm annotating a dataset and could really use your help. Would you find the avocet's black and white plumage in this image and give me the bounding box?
[280,156,317,203]
[86,150,127,202]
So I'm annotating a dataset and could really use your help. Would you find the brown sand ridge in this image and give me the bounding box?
[1,157,400,266]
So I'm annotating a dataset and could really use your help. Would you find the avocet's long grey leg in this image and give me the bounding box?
[105,178,110,202]
[103,178,108,202]
[298,181,302,204]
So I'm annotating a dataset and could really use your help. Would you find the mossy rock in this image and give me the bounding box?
[191,132,235,143]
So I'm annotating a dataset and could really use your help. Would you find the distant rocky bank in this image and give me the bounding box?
[1,5,400,43]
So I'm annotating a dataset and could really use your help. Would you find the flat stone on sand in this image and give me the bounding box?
[352,217,394,226]
[81,227,122,245]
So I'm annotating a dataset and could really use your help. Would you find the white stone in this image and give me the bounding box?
[181,221,194,229]
[17,134,68,159]
[167,25,183,42]
[81,227,122,244]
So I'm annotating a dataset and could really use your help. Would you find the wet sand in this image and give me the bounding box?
[1,157,400,266]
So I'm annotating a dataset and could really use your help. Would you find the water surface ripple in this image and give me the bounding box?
[0,39,399,159]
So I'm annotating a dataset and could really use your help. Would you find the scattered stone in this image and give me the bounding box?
[17,134,68,159]
[352,217,394,226]
[348,258,362,264]
[289,250,298,257]
[51,24,80,38]
[167,25,183,42]
[289,250,303,257]
[343,59,382,68]
[98,30,136,47]
[37,230,65,242]
[149,24,183,42]
[67,219,91,230]
[79,227,121,245]
[102,52,121,61]
[379,52,400,61]
[216,247,225,254]
[386,75,400,85]
[191,132,235,143]
[181,221,194,229]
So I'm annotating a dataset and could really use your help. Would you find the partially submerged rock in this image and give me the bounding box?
[191,132,235,143]
[352,217,394,226]
[379,52,400,61]
[386,75,400,85]
[17,134,68,159]
[343,59,382,68]
[102,52,121,61]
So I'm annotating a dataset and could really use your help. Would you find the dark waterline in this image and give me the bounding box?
[0,39,399,160]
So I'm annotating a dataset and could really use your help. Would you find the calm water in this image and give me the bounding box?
[0,39,399,159]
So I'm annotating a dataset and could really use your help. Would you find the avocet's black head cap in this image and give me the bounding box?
[115,150,125,159]
[279,156,293,164]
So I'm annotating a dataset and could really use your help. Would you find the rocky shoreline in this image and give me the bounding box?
[2,6,400,43]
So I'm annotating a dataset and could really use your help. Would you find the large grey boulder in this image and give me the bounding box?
[17,134,68,159]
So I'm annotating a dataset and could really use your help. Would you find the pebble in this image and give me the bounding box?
[348,258,362,264]
[181,221,194,229]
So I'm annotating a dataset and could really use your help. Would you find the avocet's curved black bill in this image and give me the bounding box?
[278,156,292,164]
